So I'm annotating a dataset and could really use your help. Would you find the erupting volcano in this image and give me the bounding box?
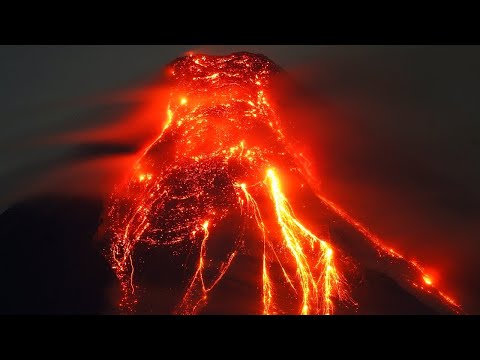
[101,52,462,315]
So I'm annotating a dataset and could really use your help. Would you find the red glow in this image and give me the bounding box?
[101,52,462,314]
[423,275,433,285]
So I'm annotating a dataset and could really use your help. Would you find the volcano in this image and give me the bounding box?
[96,52,461,315]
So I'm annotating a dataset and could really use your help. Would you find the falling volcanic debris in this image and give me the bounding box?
[100,52,462,315]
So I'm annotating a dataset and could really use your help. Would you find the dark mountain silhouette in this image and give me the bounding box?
[0,196,438,314]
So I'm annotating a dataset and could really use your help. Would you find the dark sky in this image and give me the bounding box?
[1,45,479,313]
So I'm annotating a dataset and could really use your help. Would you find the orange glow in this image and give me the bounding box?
[103,52,462,315]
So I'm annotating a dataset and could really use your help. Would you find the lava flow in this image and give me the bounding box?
[101,52,462,315]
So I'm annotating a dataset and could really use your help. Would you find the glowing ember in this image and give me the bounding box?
[101,52,461,314]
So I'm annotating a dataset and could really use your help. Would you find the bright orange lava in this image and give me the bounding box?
[102,52,461,314]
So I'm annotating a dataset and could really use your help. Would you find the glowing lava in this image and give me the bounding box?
[102,52,462,314]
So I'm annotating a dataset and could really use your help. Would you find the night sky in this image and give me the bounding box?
[1,45,479,314]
